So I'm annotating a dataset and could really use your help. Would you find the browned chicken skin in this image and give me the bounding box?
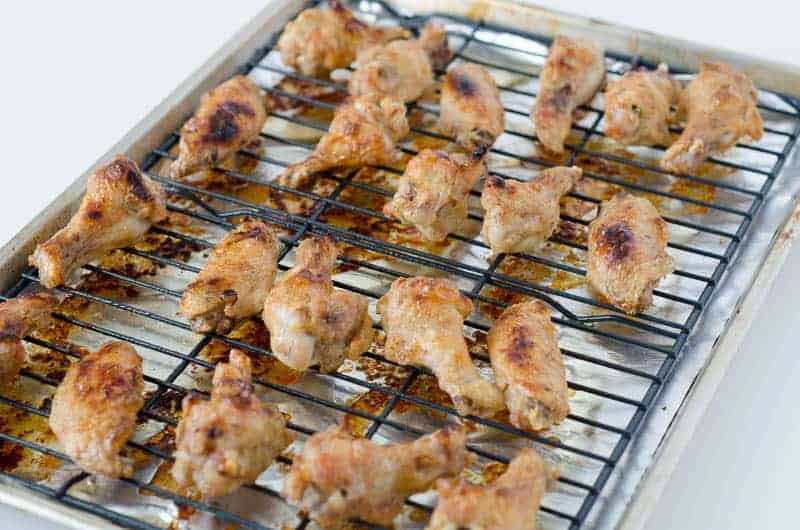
[532,36,605,154]
[377,277,504,417]
[30,155,167,288]
[277,0,409,78]
[278,93,409,188]
[587,194,674,314]
[262,237,373,372]
[481,166,581,258]
[0,292,57,386]
[170,75,267,180]
[662,62,763,174]
[172,350,294,499]
[49,341,144,478]
[384,149,485,243]
[179,221,279,335]
[283,423,466,529]
[489,301,569,431]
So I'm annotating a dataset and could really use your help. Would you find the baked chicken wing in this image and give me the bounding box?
[376,277,504,417]
[284,423,466,529]
[587,194,674,314]
[49,341,144,478]
[0,292,57,386]
[30,155,167,288]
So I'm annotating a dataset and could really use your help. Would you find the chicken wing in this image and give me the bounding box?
[662,61,762,174]
[30,155,167,288]
[278,93,409,188]
[604,64,682,146]
[376,277,504,417]
[49,341,143,478]
[284,423,466,529]
[384,149,485,243]
[170,75,267,180]
[532,36,605,154]
[172,350,294,499]
[481,166,581,257]
[587,194,673,314]
[489,301,569,431]
[179,221,279,335]
[440,63,505,157]
[277,0,409,78]
[262,236,373,372]
[0,292,57,387]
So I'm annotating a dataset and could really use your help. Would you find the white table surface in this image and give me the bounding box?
[1,1,798,528]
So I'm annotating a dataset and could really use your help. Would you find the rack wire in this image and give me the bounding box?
[1,1,799,529]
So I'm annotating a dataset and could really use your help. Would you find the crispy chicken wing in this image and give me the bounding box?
[30,156,167,288]
[384,149,485,243]
[172,350,294,499]
[481,166,581,257]
[284,423,466,529]
[277,0,409,78]
[49,341,143,478]
[662,62,762,174]
[489,301,569,431]
[179,221,279,335]
[587,194,674,314]
[262,237,373,372]
[0,292,57,386]
[532,36,605,154]
[440,63,505,157]
[376,277,504,417]
[278,93,409,188]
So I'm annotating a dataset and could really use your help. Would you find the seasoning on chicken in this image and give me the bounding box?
[662,61,763,174]
[376,277,504,417]
[170,75,267,180]
[172,350,294,499]
[532,36,605,154]
[29,155,167,289]
[284,423,466,529]
[0,292,57,387]
[604,64,682,146]
[49,341,144,478]
[278,93,409,188]
[179,221,279,335]
[587,194,674,314]
[440,63,505,157]
[489,301,569,431]
[480,166,581,258]
[262,236,373,372]
[384,149,485,243]
[277,0,409,78]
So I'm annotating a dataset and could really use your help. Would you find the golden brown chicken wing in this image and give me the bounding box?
[532,36,605,154]
[179,221,279,335]
[587,194,674,314]
[283,423,466,529]
[172,350,294,499]
[30,156,167,288]
[662,62,762,174]
[49,341,143,478]
[376,277,504,417]
[0,292,57,387]
[262,236,373,372]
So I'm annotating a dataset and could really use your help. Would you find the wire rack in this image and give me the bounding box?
[1,1,799,529]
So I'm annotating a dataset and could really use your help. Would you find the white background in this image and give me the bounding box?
[1,1,799,528]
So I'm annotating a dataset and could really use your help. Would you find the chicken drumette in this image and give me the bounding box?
[262,236,373,372]
[49,341,144,478]
[662,62,762,174]
[0,292,57,387]
[172,350,294,499]
[30,155,167,288]
[377,277,504,417]
[587,194,674,314]
[480,166,581,257]
[179,221,279,335]
[284,423,466,529]
[532,36,605,153]
[384,149,485,243]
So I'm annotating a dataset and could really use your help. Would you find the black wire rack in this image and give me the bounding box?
[2,1,799,529]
